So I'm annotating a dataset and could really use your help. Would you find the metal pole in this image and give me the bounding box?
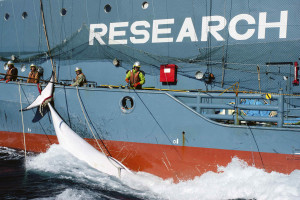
[196,94,200,113]
[277,89,284,127]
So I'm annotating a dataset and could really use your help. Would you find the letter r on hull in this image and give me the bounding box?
[89,24,108,45]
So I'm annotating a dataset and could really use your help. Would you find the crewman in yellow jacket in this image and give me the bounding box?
[125,61,145,89]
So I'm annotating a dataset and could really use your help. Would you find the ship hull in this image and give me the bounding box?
[1,82,300,181]
[1,130,299,181]
[1,0,300,181]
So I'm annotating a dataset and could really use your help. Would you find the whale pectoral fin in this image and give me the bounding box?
[23,74,54,111]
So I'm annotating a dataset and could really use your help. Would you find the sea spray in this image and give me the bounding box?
[24,145,300,200]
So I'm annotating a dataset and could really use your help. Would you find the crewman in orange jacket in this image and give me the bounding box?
[27,64,40,83]
[1,61,18,83]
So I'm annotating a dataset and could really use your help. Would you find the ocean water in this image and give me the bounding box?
[0,145,300,200]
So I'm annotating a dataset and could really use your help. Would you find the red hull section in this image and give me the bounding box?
[1,131,300,181]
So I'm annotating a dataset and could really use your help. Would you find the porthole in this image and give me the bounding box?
[104,4,111,13]
[4,13,9,21]
[22,12,28,19]
[120,96,135,113]
[142,2,149,9]
[60,8,67,16]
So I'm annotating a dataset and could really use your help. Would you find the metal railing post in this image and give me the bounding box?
[196,94,200,113]
[234,95,239,125]
[278,89,284,127]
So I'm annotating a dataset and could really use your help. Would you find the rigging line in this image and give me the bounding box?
[18,83,26,159]
[151,0,156,19]
[57,0,65,80]
[70,0,74,64]
[32,1,41,38]
[116,0,120,22]
[20,85,52,145]
[76,87,112,157]
[95,1,103,63]
[10,0,21,57]
[39,0,56,81]
[131,89,183,159]
[221,0,230,87]
[206,0,213,71]
[239,114,265,170]
[63,86,72,128]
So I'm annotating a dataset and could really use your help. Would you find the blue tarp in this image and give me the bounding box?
[240,99,271,117]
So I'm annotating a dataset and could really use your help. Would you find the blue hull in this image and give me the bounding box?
[0,0,300,179]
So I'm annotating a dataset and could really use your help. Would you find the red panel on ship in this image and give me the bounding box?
[160,64,178,83]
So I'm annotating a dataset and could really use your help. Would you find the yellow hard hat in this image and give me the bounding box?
[133,61,141,68]
[75,67,82,72]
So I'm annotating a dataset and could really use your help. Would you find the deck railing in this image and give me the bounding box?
[173,89,299,128]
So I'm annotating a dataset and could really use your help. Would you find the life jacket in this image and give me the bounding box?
[129,70,141,88]
[27,71,39,83]
[5,67,18,81]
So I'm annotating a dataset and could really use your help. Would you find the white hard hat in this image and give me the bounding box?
[30,63,36,68]
[133,61,141,68]
[75,67,82,72]
[7,61,14,65]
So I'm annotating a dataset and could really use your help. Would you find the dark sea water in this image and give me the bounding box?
[0,147,154,200]
[1,145,300,200]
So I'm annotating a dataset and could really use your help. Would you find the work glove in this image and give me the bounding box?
[125,78,129,83]
[5,79,10,83]
[133,82,140,87]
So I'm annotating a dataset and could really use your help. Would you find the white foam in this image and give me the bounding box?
[55,189,94,200]
[127,158,300,200]
[26,145,300,200]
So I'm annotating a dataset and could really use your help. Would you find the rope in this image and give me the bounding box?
[39,0,56,81]
[18,83,27,159]
[18,84,52,144]
[76,87,126,172]
[240,114,265,170]
[10,0,21,57]
[76,87,109,156]
[131,88,183,159]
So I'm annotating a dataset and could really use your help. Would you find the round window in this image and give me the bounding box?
[22,12,28,19]
[104,4,111,13]
[60,8,67,16]
[142,2,149,9]
[4,13,9,21]
[120,96,135,113]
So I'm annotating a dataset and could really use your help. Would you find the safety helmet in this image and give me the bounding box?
[7,61,14,66]
[133,61,141,68]
[75,67,82,72]
[30,63,36,69]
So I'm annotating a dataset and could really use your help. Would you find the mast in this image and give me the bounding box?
[39,0,57,82]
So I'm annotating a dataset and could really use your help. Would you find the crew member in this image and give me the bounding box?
[27,64,40,83]
[2,61,18,83]
[125,61,145,89]
[70,67,87,87]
